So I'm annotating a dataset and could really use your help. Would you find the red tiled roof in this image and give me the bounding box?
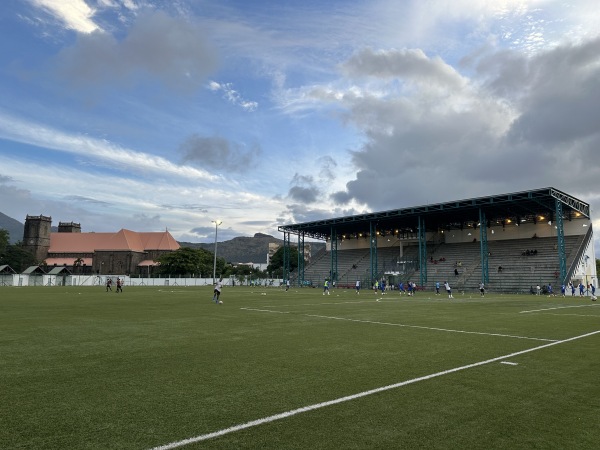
[48,229,180,253]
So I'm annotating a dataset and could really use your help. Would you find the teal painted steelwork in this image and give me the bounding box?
[370,222,378,284]
[298,232,305,287]
[418,216,427,287]
[283,231,290,285]
[330,227,338,283]
[479,209,489,283]
[555,198,567,283]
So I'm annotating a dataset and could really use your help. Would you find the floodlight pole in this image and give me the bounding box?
[212,220,222,284]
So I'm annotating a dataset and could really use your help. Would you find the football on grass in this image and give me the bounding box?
[219,301,223,304]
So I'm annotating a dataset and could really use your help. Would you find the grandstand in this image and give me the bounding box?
[280,188,597,293]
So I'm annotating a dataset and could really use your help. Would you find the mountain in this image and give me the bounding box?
[180,233,282,264]
[180,233,326,264]
[0,212,24,244]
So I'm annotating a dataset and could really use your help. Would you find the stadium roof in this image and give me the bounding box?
[279,187,590,240]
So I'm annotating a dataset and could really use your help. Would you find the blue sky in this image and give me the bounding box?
[1,1,599,253]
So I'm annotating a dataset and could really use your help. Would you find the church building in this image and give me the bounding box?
[22,215,180,275]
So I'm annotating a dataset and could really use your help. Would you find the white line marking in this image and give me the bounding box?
[260,301,377,307]
[543,313,600,318]
[304,314,556,342]
[500,361,518,366]
[243,308,556,342]
[520,304,599,314]
[149,330,600,450]
[240,308,290,314]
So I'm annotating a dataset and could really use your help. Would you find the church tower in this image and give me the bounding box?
[58,221,81,233]
[22,215,52,263]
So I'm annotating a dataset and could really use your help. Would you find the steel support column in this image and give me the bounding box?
[370,221,378,285]
[297,232,305,287]
[283,231,291,285]
[479,209,489,283]
[418,216,427,287]
[555,198,567,283]
[330,227,338,284]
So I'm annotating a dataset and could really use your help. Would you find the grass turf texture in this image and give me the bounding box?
[1,286,599,449]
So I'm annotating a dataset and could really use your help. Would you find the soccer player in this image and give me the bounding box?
[355,279,361,294]
[435,281,440,295]
[479,282,485,297]
[323,279,330,295]
[213,278,223,304]
[444,281,453,298]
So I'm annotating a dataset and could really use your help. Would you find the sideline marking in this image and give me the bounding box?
[149,330,600,450]
[304,314,556,342]
[520,304,599,313]
[545,313,600,318]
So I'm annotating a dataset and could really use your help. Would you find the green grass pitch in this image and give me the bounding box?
[1,286,599,449]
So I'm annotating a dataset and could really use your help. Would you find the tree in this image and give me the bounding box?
[73,257,84,274]
[156,247,215,276]
[1,242,36,272]
[267,246,299,278]
[0,229,8,256]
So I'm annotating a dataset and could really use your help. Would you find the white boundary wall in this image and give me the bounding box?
[4,275,283,288]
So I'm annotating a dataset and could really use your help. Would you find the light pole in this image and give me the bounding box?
[212,220,222,284]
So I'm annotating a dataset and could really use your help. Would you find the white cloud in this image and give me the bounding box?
[207,80,258,111]
[29,0,101,33]
[0,111,217,182]
[0,155,285,239]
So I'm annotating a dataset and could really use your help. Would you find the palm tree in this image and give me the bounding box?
[73,258,84,274]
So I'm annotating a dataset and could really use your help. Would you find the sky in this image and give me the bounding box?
[0,1,599,254]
